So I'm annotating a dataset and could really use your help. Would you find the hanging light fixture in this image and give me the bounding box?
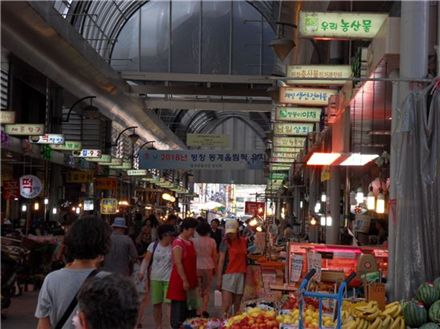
[321,193,327,202]
[44,198,49,205]
[310,218,317,226]
[34,202,40,211]
[21,204,27,212]
[326,216,332,226]
[52,208,57,215]
[300,201,303,209]
[366,186,375,210]
[320,216,326,226]
[355,187,364,204]
[256,226,263,232]
[376,189,385,214]
[314,202,321,213]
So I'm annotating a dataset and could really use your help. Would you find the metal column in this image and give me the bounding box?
[326,167,341,244]
[389,1,429,301]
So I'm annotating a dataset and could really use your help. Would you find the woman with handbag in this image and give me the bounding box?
[137,224,176,329]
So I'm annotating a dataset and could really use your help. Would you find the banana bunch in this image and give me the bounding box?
[389,316,405,329]
[351,301,381,321]
[381,301,402,319]
[341,317,371,329]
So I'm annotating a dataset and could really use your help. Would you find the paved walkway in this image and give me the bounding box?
[1,287,221,329]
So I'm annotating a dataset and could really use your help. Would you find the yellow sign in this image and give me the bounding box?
[100,198,118,215]
[0,111,16,124]
[66,171,94,183]
[279,87,337,106]
[287,65,352,85]
[186,133,229,148]
[4,124,44,136]
[274,123,314,136]
[273,137,305,148]
[276,107,322,122]
[321,166,331,182]
[299,11,388,39]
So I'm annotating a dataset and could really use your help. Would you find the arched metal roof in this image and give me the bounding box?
[59,0,279,61]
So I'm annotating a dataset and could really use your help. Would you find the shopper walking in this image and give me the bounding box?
[192,222,218,316]
[35,216,111,329]
[145,214,160,241]
[137,224,176,329]
[73,274,139,329]
[217,220,248,317]
[103,217,138,276]
[167,218,199,329]
[210,218,223,251]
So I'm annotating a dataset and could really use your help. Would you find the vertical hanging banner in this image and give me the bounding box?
[273,123,315,136]
[279,87,337,106]
[287,65,352,85]
[275,107,322,122]
[299,11,388,39]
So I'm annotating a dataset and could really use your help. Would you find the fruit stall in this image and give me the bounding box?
[181,275,440,329]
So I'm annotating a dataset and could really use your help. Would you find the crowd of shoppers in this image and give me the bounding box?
[34,213,254,329]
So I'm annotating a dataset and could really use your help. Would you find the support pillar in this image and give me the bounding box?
[389,0,429,300]
[326,167,341,244]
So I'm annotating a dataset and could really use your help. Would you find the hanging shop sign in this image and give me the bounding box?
[276,107,322,122]
[279,87,337,106]
[83,199,94,211]
[273,146,302,153]
[85,154,111,163]
[274,123,314,136]
[271,158,294,164]
[270,164,291,171]
[139,150,264,170]
[272,151,299,159]
[100,158,122,166]
[273,136,306,148]
[269,172,288,180]
[244,201,265,216]
[100,198,118,215]
[286,65,352,85]
[65,171,94,184]
[29,134,65,145]
[0,111,16,124]
[109,161,132,170]
[50,141,82,151]
[299,11,388,39]
[186,133,229,148]
[72,149,102,158]
[2,180,20,200]
[4,124,44,136]
[95,177,118,190]
[126,169,147,176]
[19,175,42,199]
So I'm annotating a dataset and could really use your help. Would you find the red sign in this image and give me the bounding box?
[245,201,265,216]
[2,180,20,200]
[95,177,118,190]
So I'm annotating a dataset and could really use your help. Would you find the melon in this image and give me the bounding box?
[417,283,440,307]
[420,323,440,329]
[434,277,440,294]
[429,300,440,324]
[403,300,428,328]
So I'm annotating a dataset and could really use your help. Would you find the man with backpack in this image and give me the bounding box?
[137,224,176,329]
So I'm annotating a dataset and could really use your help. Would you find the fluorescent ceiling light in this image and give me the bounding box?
[340,153,379,166]
[307,153,341,166]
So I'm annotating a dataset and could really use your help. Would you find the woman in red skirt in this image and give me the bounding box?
[167,218,199,329]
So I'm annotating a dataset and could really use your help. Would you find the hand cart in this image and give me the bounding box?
[298,269,357,329]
